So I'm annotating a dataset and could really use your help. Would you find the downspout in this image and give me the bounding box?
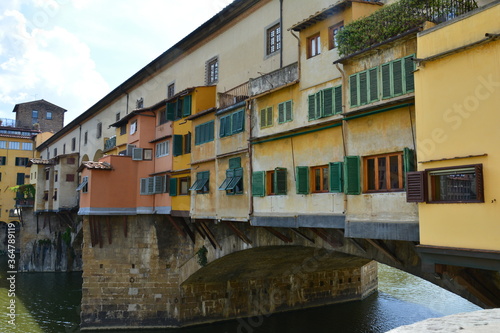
[279,0,283,68]
[335,62,348,215]
[248,99,254,217]
[126,92,130,115]
[289,30,301,81]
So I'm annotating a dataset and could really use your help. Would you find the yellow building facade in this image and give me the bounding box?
[412,1,500,270]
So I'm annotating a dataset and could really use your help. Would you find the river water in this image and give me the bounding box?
[0,258,480,333]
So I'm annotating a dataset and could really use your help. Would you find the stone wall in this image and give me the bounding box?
[14,100,65,133]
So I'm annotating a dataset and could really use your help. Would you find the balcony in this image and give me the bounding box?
[337,0,478,57]
[249,62,298,97]
[16,198,34,207]
[104,136,117,151]
[218,82,249,109]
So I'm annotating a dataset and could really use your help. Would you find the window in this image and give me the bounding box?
[159,108,168,125]
[407,164,484,203]
[96,122,102,139]
[53,189,57,201]
[120,125,126,135]
[219,109,244,138]
[189,171,210,194]
[328,22,344,49]
[63,144,66,154]
[54,170,58,182]
[364,152,404,192]
[184,133,192,154]
[167,83,175,99]
[350,55,415,107]
[46,111,52,120]
[308,86,342,120]
[140,176,167,195]
[206,57,219,85]
[136,98,144,109]
[130,120,137,135]
[43,191,49,201]
[71,138,76,151]
[54,148,57,157]
[15,157,29,166]
[22,142,33,150]
[0,141,6,148]
[156,140,170,157]
[278,100,293,124]
[66,174,75,182]
[32,110,38,119]
[166,95,192,121]
[267,168,287,195]
[9,142,20,150]
[132,148,152,161]
[195,121,215,145]
[84,131,88,145]
[311,165,329,193]
[179,177,190,195]
[307,34,321,58]
[67,157,76,165]
[76,176,89,193]
[266,23,281,55]
[260,107,273,128]
[219,157,243,195]
[116,112,120,122]
[0,156,6,165]
[16,173,25,185]
[45,169,50,180]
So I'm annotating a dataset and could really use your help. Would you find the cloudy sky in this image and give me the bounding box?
[0,0,233,124]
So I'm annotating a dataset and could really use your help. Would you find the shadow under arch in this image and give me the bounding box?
[93,150,104,162]
[81,154,90,164]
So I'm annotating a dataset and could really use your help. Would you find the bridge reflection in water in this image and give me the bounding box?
[0,258,479,333]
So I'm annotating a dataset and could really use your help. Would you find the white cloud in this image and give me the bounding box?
[0,7,109,122]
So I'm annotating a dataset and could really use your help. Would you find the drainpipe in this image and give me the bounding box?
[289,30,301,80]
[335,62,348,215]
[248,99,254,217]
[279,0,283,68]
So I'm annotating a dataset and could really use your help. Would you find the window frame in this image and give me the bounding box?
[307,33,321,58]
[15,157,29,167]
[179,177,191,196]
[278,100,293,124]
[308,86,342,121]
[428,164,484,203]
[219,109,245,138]
[311,165,329,193]
[46,111,53,120]
[363,152,404,193]
[206,57,219,85]
[266,23,281,56]
[189,171,210,194]
[328,22,344,50]
[130,120,137,135]
[167,83,175,99]
[195,121,215,145]
[156,140,170,158]
[260,107,273,128]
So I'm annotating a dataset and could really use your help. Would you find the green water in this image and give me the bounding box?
[0,258,480,333]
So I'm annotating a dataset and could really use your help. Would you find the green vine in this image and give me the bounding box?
[9,184,36,199]
[38,239,51,246]
[337,0,478,57]
[195,246,208,267]
[62,227,72,247]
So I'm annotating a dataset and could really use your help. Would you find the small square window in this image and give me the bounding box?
[167,83,175,99]
[179,177,191,195]
[46,111,52,120]
[266,23,281,55]
[311,165,329,193]
[206,57,219,85]
[130,120,137,135]
[328,22,344,50]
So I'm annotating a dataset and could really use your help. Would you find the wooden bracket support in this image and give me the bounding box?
[264,227,293,243]
[199,221,221,250]
[225,221,252,245]
[366,239,402,265]
[310,228,343,248]
[291,228,315,244]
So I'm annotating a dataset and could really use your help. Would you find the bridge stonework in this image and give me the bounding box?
[80,215,500,330]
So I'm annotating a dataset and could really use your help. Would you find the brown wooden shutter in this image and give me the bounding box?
[406,171,426,203]
[475,164,484,202]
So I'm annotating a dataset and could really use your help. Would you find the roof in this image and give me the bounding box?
[77,161,112,172]
[186,107,217,121]
[28,158,55,166]
[36,0,261,151]
[12,99,67,113]
[290,0,382,32]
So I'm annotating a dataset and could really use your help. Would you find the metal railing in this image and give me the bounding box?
[218,82,249,109]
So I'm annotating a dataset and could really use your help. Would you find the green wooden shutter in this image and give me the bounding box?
[296,166,309,194]
[169,177,178,196]
[334,86,342,114]
[195,124,201,145]
[392,59,403,96]
[369,67,379,102]
[315,91,323,119]
[182,95,192,117]
[274,168,287,195]
[329,162,343,193]
[359,71,368,105]
[404,55,415,92]
[349,74,358,107]
[403,148,416,174]
[16,173,25,185]
[260,109,266,128]
[208,120,214,142]
[308,94,316,120]
[229,157,241,169]
[220,116,229,137]
[266,107,273,127]
[173,134,183,156]
[166,102,175,121]
[323,87,334,117]
[278,103,285,123]
[381,63,392,99]
[232,109,244,133]
[285,100,293,121]
[252,171,266,197]
[344,156,361,195]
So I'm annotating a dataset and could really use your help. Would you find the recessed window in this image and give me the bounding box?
[32,110,38,119]
[219,157,244,195]
[84,131,88,145]
[130,120,137,135]
[15,157,29,166]
[46,111,52,120]
[189,171,210,194]
[311,165,329,193]
[22,142,33,150]
[76,176,89,193]
[260,107,273,128]
[206,57,219,85]
[266,23,281,55]
[71,138,76,151]
[167,83,175,99]
[120,125,126,135]
[307,34,321,58]
[179,177,191,195]
[364,152,404,192]
[156,140,170,157]
[328,22,344,50]
[96,122,102,139]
